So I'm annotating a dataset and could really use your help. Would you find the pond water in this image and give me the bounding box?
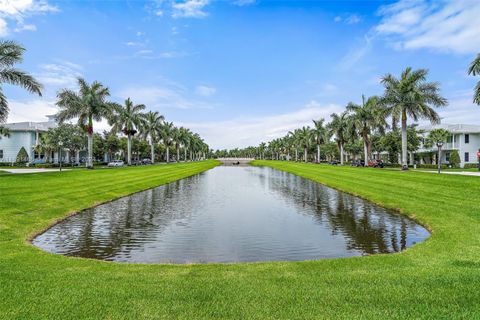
[33,166,429,263]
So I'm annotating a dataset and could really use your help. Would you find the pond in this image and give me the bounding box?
[33,166,429,263]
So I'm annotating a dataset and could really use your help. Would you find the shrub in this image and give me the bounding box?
[464,163,479,169]
[15,147,29,163]
[449,150,460,168]
[416,164,448,169]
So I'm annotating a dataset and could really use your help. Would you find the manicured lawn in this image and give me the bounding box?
[1,160,480,319]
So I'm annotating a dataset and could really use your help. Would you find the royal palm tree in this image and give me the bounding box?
[328,111,349,165]
[140,111,164,163]
[288,129,302,161]
[468,53,480,105]
[160,121,174,163]
[347,95,386,166]
[312,118,329,163]
[381,67,447,170]
[425,129,450,174]
[56,78,117,168]
[180,127,192,162]
[172,126,186,162]
[110,98,146,165]
[258,142,266,160]
[298,126,313,163]
[0,41,43,125]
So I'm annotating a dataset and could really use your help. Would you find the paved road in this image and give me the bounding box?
[1,168,70,174]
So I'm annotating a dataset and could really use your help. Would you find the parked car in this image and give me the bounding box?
[329,160,339,165]
[351,159,365,167]
[132,160,143,166]
[142,158,152,165]
[107,160,124,167]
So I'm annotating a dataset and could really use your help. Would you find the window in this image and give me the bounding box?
[0,150,3,159]
[447,135,453,143]
[465,152,469,162]
[445,152,450,162]
[465,134,470,144]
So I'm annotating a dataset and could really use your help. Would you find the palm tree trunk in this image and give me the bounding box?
[363,139,368,167]
[184,148,187,162]
[87,132,93,168]
[190,150,193,161]
[127,135,132,165]
[177,147,180,163]
[317,144,320,163]
[150,141,155,163]
[304,148,307,163]
[437,146,441,174]
[86,115,94,168]
[401,109,408,170]
[166,147,169,163]
[295,149,298,162]
[340,143,344,165]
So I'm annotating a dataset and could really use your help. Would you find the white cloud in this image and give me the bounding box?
[195,85,216,97]
[117,83,213,110]
[334,14,362,24]
[0,0,58,36]
[232,0,256,6]
[172,0,209,18]
[35,61,83,91]
[7,99,57,123]
[376,0,480,54]
[178,101,343,149]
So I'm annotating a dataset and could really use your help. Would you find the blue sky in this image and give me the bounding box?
[2,0,480,149]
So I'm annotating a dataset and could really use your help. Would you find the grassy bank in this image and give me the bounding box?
[1,160,479,319]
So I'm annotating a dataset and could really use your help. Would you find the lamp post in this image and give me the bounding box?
[436,141,444,174]
[58,141,63,172]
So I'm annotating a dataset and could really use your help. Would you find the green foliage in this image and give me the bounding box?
[15,147,28,163]
[449,150,460,167]
[425,129,450,148]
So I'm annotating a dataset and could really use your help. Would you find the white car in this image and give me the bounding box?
[107,160,124,167]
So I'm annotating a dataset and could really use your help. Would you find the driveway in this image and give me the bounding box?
[419,170,480,177]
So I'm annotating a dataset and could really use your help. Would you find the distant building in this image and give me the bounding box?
[0,115,58,163]
[416,124,480,168]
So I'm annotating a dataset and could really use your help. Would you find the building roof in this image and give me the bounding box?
[3,115,57,132]
[417,124,480,134]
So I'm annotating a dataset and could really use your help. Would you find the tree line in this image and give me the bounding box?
[218,61,480,170]
[0,41,208,168]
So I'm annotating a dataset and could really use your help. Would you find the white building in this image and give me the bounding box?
[416,124,480,168]
[0,115,58,163]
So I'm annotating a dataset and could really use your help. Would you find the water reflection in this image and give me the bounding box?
[33,166,429,263]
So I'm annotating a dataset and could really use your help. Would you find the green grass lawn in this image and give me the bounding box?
[1,160,480,319]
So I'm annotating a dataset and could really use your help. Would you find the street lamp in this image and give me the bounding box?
[58,141,63,172]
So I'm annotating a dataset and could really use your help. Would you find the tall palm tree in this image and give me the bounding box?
[347,95,386,166]
[381,68,447,170]
[288,129,302,161]
[468,53,480,105]
[160,121,174,163]
[172,126,185,162]
[180,127,192,162]
[140,111,164,163]
[258,142,266,160]
[312,118,329,163]
[110,98,146,165]
[298,126,313,163]
[0,41,43,124]
[328,111,349,165]
[56,78,116,168]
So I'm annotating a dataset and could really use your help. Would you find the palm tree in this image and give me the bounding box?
[180,127,192,162]
[312,118,329,163]
[109,98,146,165]
[468,53,480,105]
[172,126,185,162]
[258,142,266,160]
[298,126,313,163]
[160,121,174,163]
[140,111,164,163]
[381,67,447,170]
[425,129,450,174]
[56,78,116,168]
[347,95,386,166]
[0,41,43,125]
[328,111,349,165]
